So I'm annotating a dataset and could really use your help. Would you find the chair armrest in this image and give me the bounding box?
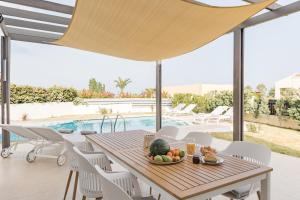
[84,152,112,171]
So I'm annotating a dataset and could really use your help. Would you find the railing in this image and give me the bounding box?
[100,115,113,133]
[113,114,126,132]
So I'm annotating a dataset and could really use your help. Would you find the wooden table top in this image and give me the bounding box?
[87,130,272,200]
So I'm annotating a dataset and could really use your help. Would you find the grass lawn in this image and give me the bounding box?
[211,132,300,158]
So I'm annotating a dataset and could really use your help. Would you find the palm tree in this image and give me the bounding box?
[114,77,132,94]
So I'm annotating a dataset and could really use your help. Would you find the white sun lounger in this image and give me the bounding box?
[206,107,233,124]
[172,104,196,115]
[0,125,42,158]
[25,127,69,166]
[165,103,186,115]
[193,106,229,123]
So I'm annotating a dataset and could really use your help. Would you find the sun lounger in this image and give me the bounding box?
[25,127,69,166]
[165,103,186,115]
[0,125,42,158]
[206,107,233,124]
[171,104,196,115]
[193,106,229,123]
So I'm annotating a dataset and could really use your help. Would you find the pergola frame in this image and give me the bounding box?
[1,0,300,147]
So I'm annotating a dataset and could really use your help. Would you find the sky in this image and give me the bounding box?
[4,0,300,93]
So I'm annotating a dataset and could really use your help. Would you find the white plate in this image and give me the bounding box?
[201,156,224,165]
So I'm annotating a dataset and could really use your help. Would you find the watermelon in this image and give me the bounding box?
[149,139,170,156]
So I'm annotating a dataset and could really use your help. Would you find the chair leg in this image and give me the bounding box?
[95,198,102,200]
[150,187,152,195]
[82,196,86,200]
[158,193,161,200]
[72,171,79,200]
[257,191,261,200]
[63,170,73,200]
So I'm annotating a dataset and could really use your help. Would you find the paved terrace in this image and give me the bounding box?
[1,137,299,200]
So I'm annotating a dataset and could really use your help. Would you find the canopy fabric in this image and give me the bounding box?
[55,0,276,61]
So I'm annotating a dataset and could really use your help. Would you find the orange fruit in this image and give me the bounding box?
[167,152,173,157]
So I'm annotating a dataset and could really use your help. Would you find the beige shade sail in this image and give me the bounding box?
[55,0,276,61]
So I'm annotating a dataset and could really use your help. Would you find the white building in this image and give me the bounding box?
[163,83,232,96]
[275,73,300,99]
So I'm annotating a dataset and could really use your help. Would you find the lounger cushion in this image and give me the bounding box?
[132,196,156,200]
[81,130,97,135]
[224,184,251,199]
[58,129,74,134]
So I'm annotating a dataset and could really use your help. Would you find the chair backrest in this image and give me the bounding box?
[183,132,212,146]
[63,135,94,170]
[182,104,196,112]
[157,126,179,139]
[28,127,63,142]
[0,125,40,140]
[222,141,271,165]
[174,103,185,111]
[95,165,133,200]
[211,106,228,115]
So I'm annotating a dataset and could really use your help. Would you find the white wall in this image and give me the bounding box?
[5,99,171,121]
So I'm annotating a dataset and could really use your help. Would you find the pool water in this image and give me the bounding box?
[49,116,188,133]
[1,116,188,141]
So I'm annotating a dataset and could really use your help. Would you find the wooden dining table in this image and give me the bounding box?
[86,130,272,200]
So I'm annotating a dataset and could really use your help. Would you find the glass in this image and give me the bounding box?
[186,143,196,156]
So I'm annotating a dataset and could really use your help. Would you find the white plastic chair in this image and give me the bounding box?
[63,134,97,200]
[157,126,179,139]
[0,125,42,158]
[25,126,67,166]
[221,141,271,200]
[95,165,156,200]
[182,132,212,146]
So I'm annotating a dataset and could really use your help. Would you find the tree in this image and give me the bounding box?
[143,88,155,98]
[88,78,105,93]
[268,87,275,98]
[256,83,267,96]
[114,77,132,94]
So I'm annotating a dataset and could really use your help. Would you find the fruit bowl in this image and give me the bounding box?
[145,154,185,165]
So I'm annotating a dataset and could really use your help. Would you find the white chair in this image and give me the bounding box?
[95,165,156,200]
[221,141,271,200]
[73,146,144,200]
[157,126,179,139]
[63,134,97,200]
[193,106,229,123]
[182,132,212,146]
[26,126,68,166]
[0,125,42,158]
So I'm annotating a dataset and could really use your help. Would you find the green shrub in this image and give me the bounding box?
[204,91,233,112]
[8,84,78,104]
[287,100,300,121]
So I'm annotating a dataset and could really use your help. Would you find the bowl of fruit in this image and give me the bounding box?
[146,138,185,165]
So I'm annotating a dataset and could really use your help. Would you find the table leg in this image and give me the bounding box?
[261,172,271,200]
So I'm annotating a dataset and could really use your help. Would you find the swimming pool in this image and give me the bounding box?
[49,116,188,133]
[1,116,188,141]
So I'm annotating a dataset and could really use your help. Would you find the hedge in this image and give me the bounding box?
[8,84,78,104]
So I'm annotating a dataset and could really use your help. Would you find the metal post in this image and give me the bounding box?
[233,29,244,141]
[1,36,11,148]
[156,60,162,132]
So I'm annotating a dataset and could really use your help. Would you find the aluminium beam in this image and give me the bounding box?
[4,17,67,33]
[0,6,71,25]
[1,36,11,148]
[0,0,73,15]
[242,1,300,28]
[156,60,162,132]
[9,33,58,45]
[0,14,9,36]
[6,27,61,41]
[233,29,244,141]
[243,0,282,11]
